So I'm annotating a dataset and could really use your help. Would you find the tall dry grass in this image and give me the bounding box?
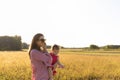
[0,51,120,80]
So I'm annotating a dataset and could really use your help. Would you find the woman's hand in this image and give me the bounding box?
[48,68,53,80]
[49,78,53,80]
[42,42,46,49]
[41,42,48,53]
[49,77,53,80]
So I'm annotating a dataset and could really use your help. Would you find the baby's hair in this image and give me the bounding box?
[52,44,60,50]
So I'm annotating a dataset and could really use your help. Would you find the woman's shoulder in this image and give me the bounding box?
[30,49,39,53]
[49,52,53,55]
[31,49,47,55]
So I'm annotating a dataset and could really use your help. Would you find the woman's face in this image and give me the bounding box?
[36,36,45,47]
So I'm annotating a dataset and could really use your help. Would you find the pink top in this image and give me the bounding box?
[50,53,58,75]
[30,49,52,80]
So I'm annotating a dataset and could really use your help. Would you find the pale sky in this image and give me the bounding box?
[0,0,120,47]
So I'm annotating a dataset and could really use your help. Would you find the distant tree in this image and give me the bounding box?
[13,36,22,50]
[61,46,64,49]
[22,42,29,49]
[104,45,120,49]
[0,36,22,51]
[46,45,51,49]
[90,44,99,49]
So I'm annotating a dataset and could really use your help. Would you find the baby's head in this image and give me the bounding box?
[52,44,60,55]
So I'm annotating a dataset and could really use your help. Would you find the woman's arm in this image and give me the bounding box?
[31,49,52,67]
[48,67,53,80]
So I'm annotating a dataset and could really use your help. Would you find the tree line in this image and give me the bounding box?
[0,36,120,51]
[0,36,29,51]
[89,44,120,49]
[0,36,53,51]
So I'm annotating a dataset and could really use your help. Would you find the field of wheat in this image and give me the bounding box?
[0,50,120,80]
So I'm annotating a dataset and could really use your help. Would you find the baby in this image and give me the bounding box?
[50,44,64,75]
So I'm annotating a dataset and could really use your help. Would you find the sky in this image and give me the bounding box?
[0,0,120,47]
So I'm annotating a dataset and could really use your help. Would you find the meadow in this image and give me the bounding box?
[0,49,120,80]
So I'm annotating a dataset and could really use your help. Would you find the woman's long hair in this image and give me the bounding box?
[29,33,44,58]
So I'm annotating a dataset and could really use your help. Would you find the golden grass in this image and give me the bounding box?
[0,50,120,80]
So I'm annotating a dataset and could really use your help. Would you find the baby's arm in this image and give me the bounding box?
[52,57,64,70]
[57,57,64,68]
[53,62,58,70]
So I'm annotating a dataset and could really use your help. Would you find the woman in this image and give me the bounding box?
[29,33,53,80]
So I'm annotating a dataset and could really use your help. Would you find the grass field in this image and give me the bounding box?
[1,49,120,80]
